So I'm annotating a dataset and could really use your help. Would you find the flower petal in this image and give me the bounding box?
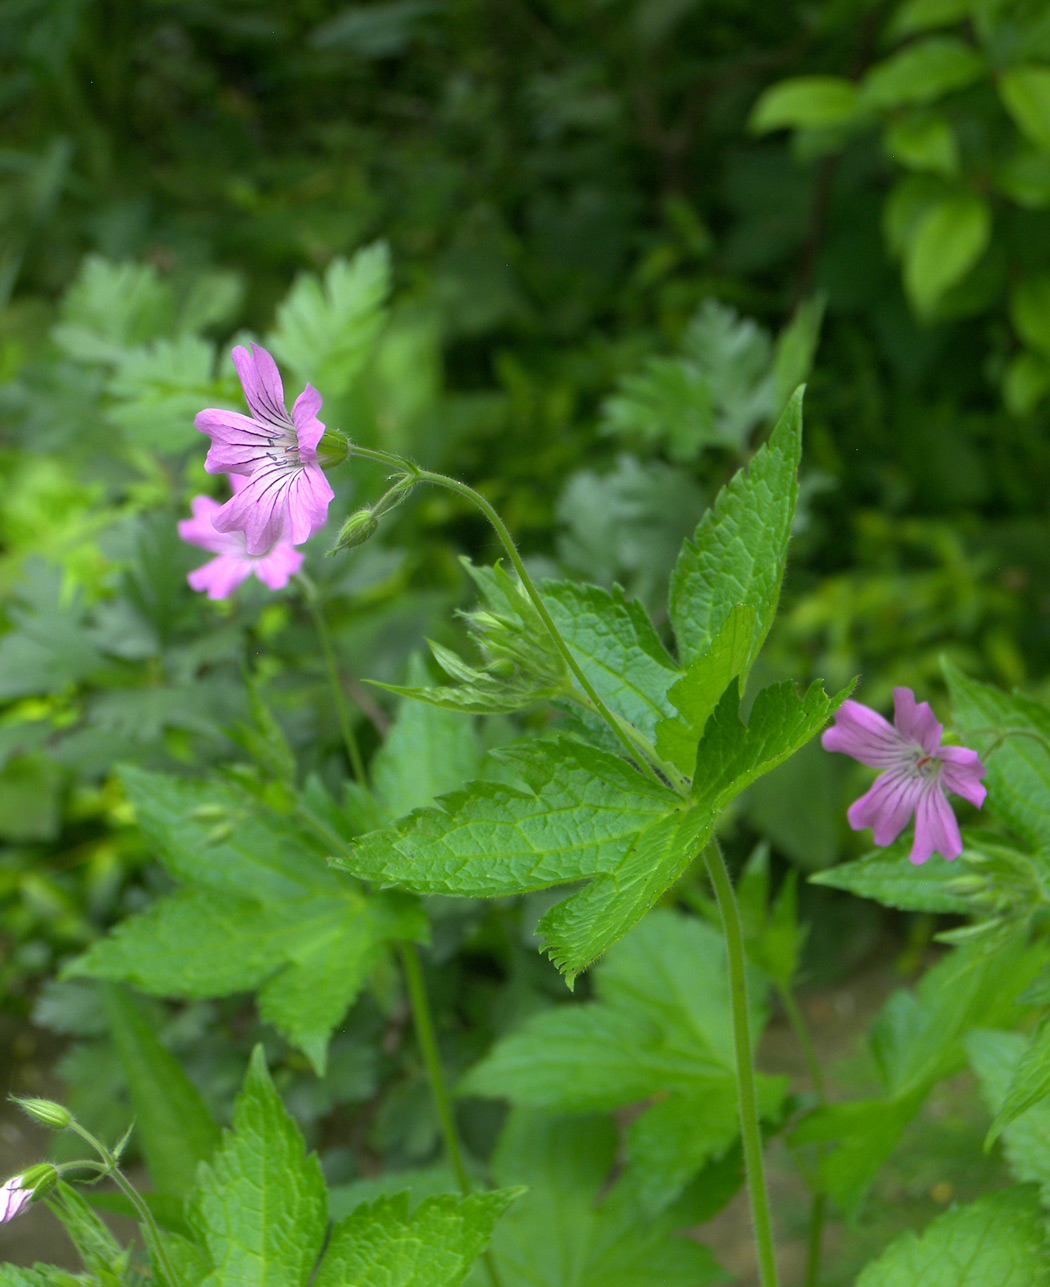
[822,699,910,767]
[254,543,304,590]
[232,343,294,432]
[283,464,334,544]
[910,783,962,864]
[847,767,925,846]
[212,469,292,555]
[178,496,236,556]
[291,383,325,455]
[195,408,284,475]
[937,745,987,809]
[187,554,254,600]
[892,687,943,755]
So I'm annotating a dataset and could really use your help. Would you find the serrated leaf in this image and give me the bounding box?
[749,76,862,131]
[669,387,802,669]
[968,1029,1050,1202]
[479,1111,724,1287]
[810,838,973,912]
[315,1190,520,1287]
[105,335,217,453]
[986,1016,1050,1147]
[944,661,1050,851]
[1001,66,1050,154]
[655,604,755,774]
[690,678,848,809]
[68,769,424,1072]
[903,192,991,314]
[854,1186,1050,1286]
[52,255,175,364]
[188,1048,327,1287]
[44,1182,126,1277]
[104,984,220,1198]
[268,243,391,397]
[543,580,679,745]
[334,736,680,897]
[860,37,985,109]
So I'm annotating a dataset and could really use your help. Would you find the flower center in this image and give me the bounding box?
[910,747,942,781]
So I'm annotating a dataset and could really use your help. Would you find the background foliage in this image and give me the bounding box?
[5,0,1050,1281]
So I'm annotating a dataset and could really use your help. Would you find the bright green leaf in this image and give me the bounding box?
[861,37,985,109]
[749,77,862,132]
[903,191,991,314]
[884,113,960,173]
[810,838,973,912]
[1000,66,1050,154]
[968,1028,1050,1202]
[1010,273,1050,358]
[986,1017,1050,1147]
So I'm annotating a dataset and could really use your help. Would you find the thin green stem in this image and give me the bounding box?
[967,725,1050,761]
[778,985,826,1287]
[348,444,674,789]
[398,943,505,1287]
[66,1123,179,1287]
[298,575,368,784]
[704,842,779,1287]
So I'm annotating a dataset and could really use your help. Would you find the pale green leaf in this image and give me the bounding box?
[889,0,971,38]
[854,1186,1050,1287]
[268,242,391,396]
[903,192,991,314]
[969,1029,1050,1202]
[861,37,985,109]
[315,1190,520,1287]
[669,387,802,668]
[749,76,862,132]
[1001,66,1050,154]
[810,838,973,912]
[105,335,217,453]
[987,1017,1050,1147]
[189,1048,327,1287]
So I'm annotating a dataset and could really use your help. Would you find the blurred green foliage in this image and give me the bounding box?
[6,0,1050,1272]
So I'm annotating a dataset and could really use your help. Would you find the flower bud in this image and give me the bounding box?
[14,1097,73,1130]
[316,429,351,468]
[18,1163,59,1200]
[330,510,379,554]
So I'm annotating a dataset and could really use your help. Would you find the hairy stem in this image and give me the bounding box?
[704,842,779,1287]
[778,985,826,1287]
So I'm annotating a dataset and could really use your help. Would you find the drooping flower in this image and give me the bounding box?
[179,475,304,600]
[0,1176,31,1224]
[195,343,334,555]
[822,687,987,864]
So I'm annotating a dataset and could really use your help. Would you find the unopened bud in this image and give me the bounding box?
[18,1163,59,1200]
[330,510,379,554]
[317,429,351,468]
[14,1098,73,1130]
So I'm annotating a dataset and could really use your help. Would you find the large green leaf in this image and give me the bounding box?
[668,388,802,670]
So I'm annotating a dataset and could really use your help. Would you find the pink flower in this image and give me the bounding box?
[822,687,987,865]
[195,343,334,555]
[179,475,304,600]
[0,1176,31,1223]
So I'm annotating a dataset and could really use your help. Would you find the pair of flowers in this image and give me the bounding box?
[180,344,334,598]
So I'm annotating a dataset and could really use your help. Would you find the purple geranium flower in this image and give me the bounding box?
[179,475,304,600]
[195,343,334,555]
[0,1176,31,1224]
[822,687,987,865]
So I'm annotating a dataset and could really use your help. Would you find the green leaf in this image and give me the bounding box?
[681,300,778,449]
[44,1182,126,1278]
[861,37,985,109]
[986,1016,1050,1147]
[464,910,787,1201]
[543,581,679,745]
[854,1186,1050,1287]
[890,0,970,38]
[903,192,991,314]
[773,294,826,408]
[188,1047,327,1287]
[944,661,1050,851]
[315,1190,521,1287]
[105,335,217,454]
[690,678,848,809]
[1010,273,1050,358]
[749,76,862,132]
[68,769,425,1072]
[1001,66,1050,154]
[103,984,220,1198]
[1004,350,1050,415]
[656,605,755,774]
[52,255,175,364]
[810,838,973,912]
[884,113,960,174]
[600,356,716,460]
[268,242,391,397]
[968,1029,1050,1202]
[336,737,679,896]
[669,387,802,669]
[479,1111,725,1287]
